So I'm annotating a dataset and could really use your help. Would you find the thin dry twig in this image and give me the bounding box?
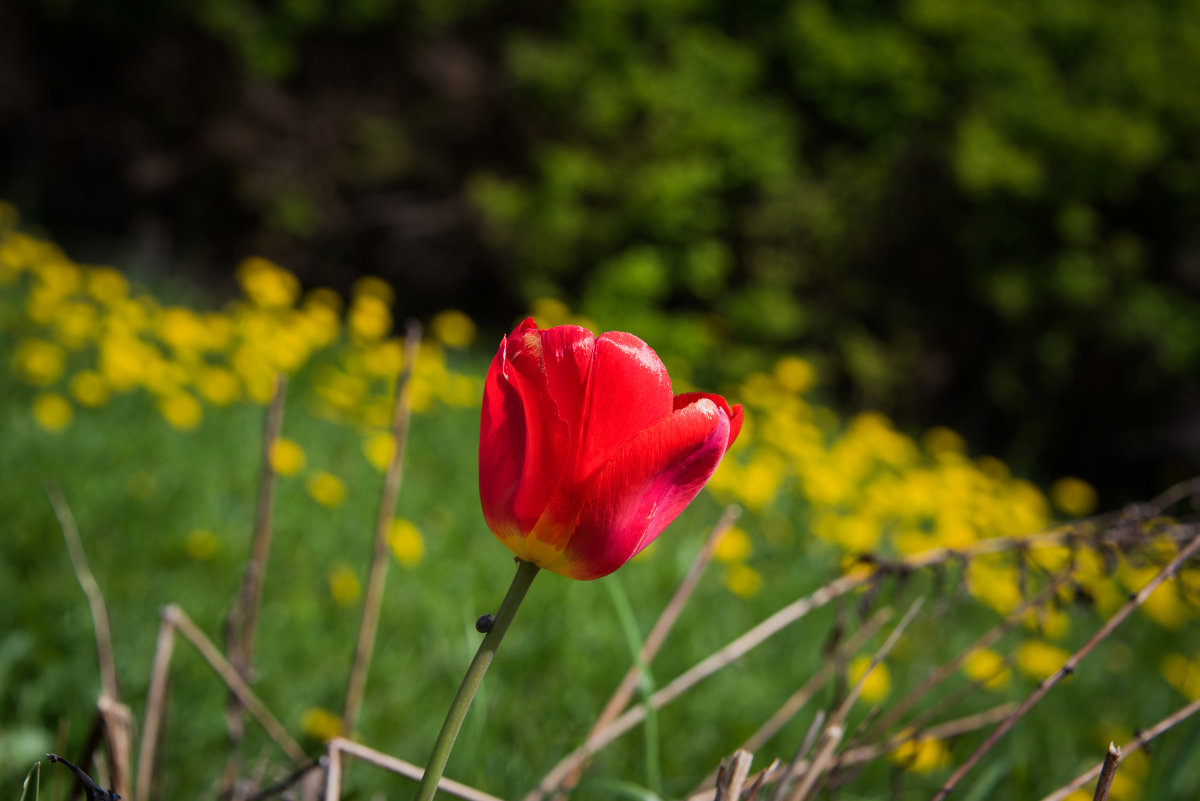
[136,612,177,801]
[744,608,892,757]
[324,737,503,801]
[867,574,1066,740]
[931,528,1200,801]
[714,749,754,801]
[46,482,133,801]
[225,373,288,795]
[1039,692,1200,801]
[342,320,422,734]
[783,725,843,801]
[162,605,307,765]
[1092,743,1121,801]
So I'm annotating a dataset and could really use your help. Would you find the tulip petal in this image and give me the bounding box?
[561,397,733,579]
[480,319,596,536]
[674,391,744,447]
[572,331,674,482]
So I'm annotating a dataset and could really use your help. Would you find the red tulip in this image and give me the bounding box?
[479,317,743,580]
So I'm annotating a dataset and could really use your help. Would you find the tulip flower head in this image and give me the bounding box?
[480,317,743,580]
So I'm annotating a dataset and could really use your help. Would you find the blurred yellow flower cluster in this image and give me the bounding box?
[0,204,480,437]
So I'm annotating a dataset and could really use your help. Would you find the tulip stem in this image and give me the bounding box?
[414,559,541,801]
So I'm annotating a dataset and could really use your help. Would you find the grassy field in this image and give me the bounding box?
[2,205,1200,800]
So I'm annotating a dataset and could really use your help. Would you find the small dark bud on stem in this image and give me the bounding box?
[475,614,495,633]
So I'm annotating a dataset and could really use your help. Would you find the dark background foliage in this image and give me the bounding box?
[3,0,1199,502]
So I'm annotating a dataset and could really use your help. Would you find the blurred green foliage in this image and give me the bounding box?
[8,0,1200,497]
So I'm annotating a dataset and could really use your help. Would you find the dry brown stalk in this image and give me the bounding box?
[714,749,754,800]
[866,574,1067,741]
[136,612,175,801]
[323,743,342,801]
[742,608,892,756]
[224,373,288,795]
[1092,743,1120,801]
[840,702,1017,766]
[342,320,423,734]
[687,704,1014,801]
[162,604,307,764]
[46,481,133,801]
[930,527,1200,801]
[767,711,826,801]
[783,724,843,801]
[323,737,503,801]
[1038,692,1200,801]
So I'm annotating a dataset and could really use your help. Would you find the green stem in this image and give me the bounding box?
[414,559,541,801]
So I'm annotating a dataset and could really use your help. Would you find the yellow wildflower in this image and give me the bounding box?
[962,648,1012,691]
[327,563,361,606]
[69,371,110,408]
[363,432,396,472]
[430,309,477,348]
[890,735,951,772]
[848,655,891,704]
[185,529,219,560]
[14,338,67,386]
[301,707,343,742]
[1050,476,1099,517]
[723,564,763,598]
[158,392,203,430]
[388,519,425,567]
[33,392,72,431]
[237,256,300,308]
[713,527,753,563]
[307,471,347,508]
[269,438,306,476]
[1015,640,1070,681]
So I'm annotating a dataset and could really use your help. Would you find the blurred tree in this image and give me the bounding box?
[1,0,1198,500]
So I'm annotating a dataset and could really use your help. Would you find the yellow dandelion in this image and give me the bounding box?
[723,563,763,598]
[196,366,242,406]
[362,339,405,378]
[158,306,211,351]
[773,355,816,394]
[848,655,892,704]
[269,438,306,476]
[54,301,100,348]
[388,519,426,567]
[923,426,966,457]
[1050,476,1098,518]
[890,735,951,773]
[14,338,67,386]
[1015,640,1070,681]
[1161,653,1200,701]
[301,707,343,742]
[33,392,72,431]
[307,471,347,508]
[713,526,753,563]
[352,275,395,305]
[430,309,477,348]
[962,648,1012,691]
[363,432,396,472]
[69,371,110,408]
[237,256,300,308]
[439,373,481,408]
[86,266,129,304]
[185,529,219,560]
[328,563,361,606]
[158,392,203,431]
[1119,567,1191,630]
[348,294,392,341]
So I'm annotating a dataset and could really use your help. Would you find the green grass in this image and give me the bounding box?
[2,256,1200,799]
